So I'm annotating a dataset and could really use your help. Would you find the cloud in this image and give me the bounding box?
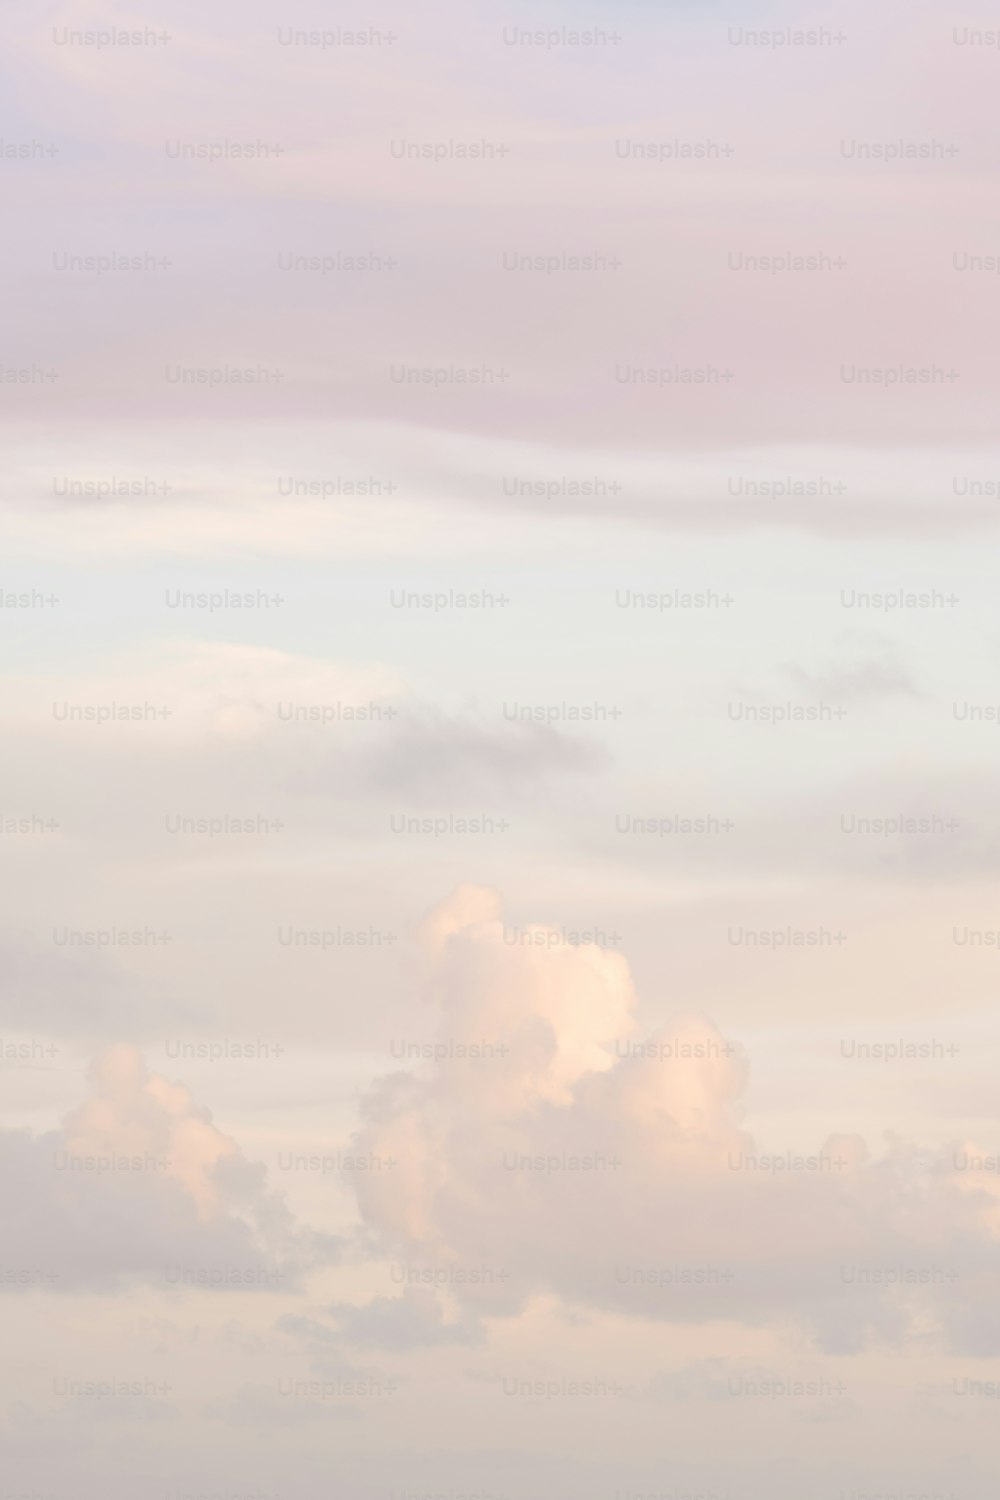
[3,639,400,747]
[8,429,1000,564]
[347,886,1000,1352]
[782,636,923,703]
[1,641,598,823]
[320,1285,483,1349]
[362,710,609,802]
[0,939,193,1039]
[0,1044,338,1289]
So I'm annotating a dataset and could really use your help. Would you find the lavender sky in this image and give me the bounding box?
[3,1,1000,1497]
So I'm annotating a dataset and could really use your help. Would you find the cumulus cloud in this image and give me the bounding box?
[347,886,1000,1352]
[0,1044,337,1289]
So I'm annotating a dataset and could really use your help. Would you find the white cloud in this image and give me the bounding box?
[0,1044,337,1289]
[350,886,1000,1352]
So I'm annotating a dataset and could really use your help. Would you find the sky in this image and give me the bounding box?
[2,0,1000,1496]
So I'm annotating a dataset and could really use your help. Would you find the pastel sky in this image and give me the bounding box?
[3,1,1000,1497]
